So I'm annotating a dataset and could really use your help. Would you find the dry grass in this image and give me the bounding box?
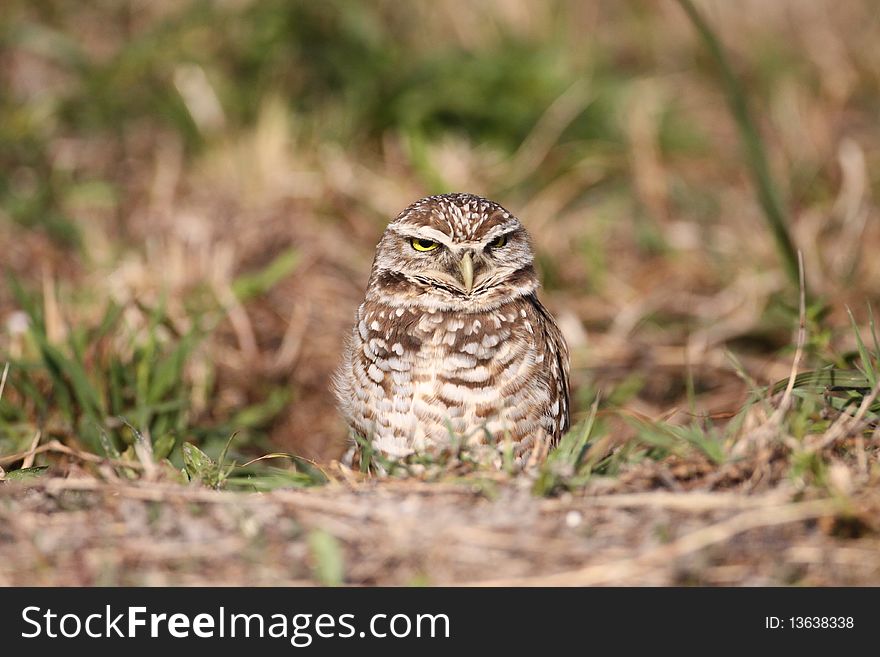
[2,0,880,585]
[2,472,878,586]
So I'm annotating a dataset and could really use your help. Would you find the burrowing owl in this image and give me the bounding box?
[335,193,569,464]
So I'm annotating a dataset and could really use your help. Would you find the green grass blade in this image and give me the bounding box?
[232,248,300,302]
[676,0,799,286]
[307,530,345,586]
[846,306,876,387]
[31,330,105,420]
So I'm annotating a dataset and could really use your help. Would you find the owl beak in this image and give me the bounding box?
[458,252,474,294]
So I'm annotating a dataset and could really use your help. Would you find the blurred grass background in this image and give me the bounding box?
[2,0,880,479]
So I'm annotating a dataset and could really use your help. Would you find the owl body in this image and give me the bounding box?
[335,194,569,461]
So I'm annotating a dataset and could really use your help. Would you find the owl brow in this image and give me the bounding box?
[481,222,522,243]
[390,225,452,245]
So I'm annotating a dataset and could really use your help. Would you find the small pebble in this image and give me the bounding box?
[565,510,583,528]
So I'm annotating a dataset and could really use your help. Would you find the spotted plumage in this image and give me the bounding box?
[335,193,569,464]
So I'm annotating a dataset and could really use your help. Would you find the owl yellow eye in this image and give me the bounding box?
[488,234,507,249]
[411,238,440,252]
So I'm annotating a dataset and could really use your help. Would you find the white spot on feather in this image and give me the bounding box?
[367,364,384,383]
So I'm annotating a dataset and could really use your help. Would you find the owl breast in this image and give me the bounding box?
[336,296,568,459]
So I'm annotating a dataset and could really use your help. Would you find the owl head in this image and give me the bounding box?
[366,193,539,311]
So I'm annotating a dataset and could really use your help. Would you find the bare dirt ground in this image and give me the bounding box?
[3,462,878,586]
[4,2,880,587]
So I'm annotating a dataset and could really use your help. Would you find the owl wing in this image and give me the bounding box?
[529,294,571,440]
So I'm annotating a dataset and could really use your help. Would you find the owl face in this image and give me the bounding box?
[366,194,539,311]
